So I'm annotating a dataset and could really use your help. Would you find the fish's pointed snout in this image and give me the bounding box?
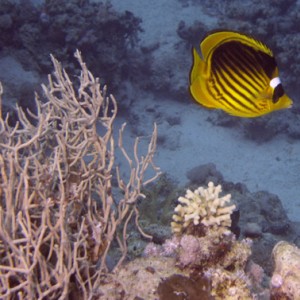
[276,94,293,111]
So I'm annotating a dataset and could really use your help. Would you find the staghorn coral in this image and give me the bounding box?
[171,181,236,236]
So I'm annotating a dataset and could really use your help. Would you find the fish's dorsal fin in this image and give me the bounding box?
[200,30,273,61]
[190,48,202,83]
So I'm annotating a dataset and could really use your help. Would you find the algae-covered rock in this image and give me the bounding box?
[157,274,213,300]
[98,256,189,300]
[270,241,300,299]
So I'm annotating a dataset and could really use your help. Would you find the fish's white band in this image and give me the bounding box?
[270,77,281,88]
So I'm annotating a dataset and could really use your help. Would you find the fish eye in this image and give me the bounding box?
[272,84,284,103]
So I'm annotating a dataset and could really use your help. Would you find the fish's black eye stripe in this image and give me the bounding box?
[272,84,284,103]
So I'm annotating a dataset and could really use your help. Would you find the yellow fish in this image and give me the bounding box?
[189,30,293,117]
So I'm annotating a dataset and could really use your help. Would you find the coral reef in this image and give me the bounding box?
[98,256,190,299]
[183,164,298,280]
[171,181,236,236]
[0,0,146,91]
[1,1,300,298]
[231,188,293,275]
[158,273,212,300]
[99,180,255,299]
[167,184,255,298]
[270,241,300,299]
[205,267,253,300]
[83,175,300,299]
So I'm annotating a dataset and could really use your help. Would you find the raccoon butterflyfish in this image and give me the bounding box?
[189,30,293,117]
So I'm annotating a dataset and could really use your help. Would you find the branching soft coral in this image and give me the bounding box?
[0,50,160,299]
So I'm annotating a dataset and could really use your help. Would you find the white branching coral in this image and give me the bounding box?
[171,182,236,235]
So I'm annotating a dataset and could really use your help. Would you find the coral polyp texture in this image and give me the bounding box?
[171,181,236,235]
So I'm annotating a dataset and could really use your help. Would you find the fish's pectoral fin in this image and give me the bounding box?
[255,91,273,112]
